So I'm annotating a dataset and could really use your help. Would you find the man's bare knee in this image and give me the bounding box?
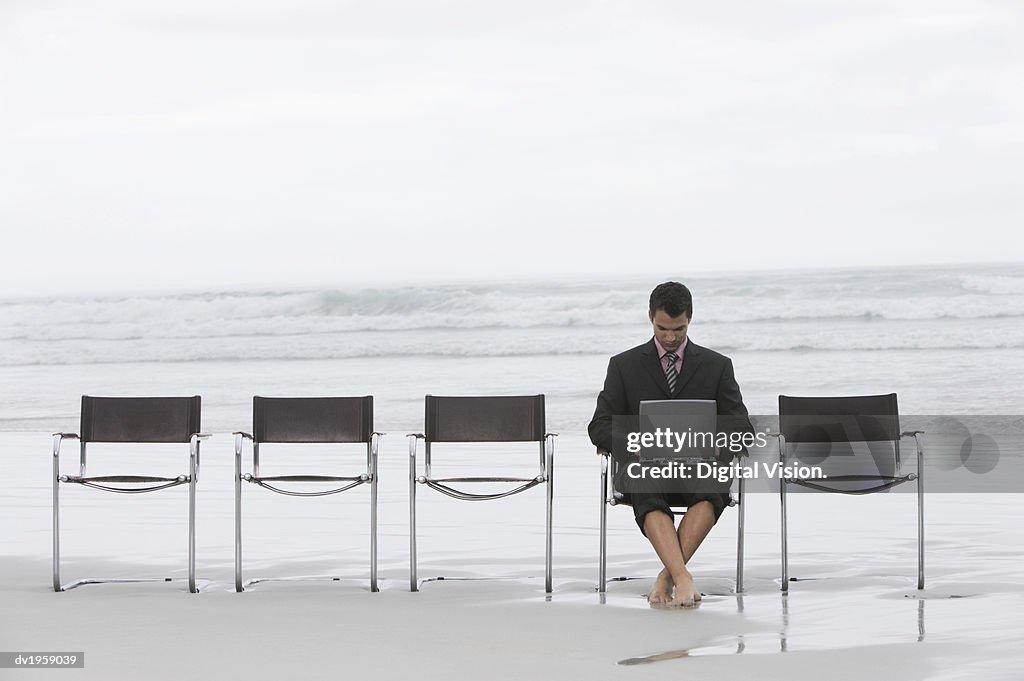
[678,501,715,527]
[689,500,715,516]
[643,509,676,534]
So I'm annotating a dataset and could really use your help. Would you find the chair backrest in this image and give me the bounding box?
[424,395,545,443]
[778,394,900,443]
[253,396,373,444]
[778,394,902,487]
[81,396,201,443]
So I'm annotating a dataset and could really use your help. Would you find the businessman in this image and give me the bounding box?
[588,281,751,607]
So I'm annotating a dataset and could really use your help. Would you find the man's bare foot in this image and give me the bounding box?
[647,568,674,606]
[667,568,701,608]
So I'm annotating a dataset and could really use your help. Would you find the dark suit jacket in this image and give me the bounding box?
[588,338,752,462]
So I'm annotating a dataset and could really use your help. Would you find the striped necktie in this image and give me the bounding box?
[664,352,678,393]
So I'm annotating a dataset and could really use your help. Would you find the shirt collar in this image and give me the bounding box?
[654,336,687,359]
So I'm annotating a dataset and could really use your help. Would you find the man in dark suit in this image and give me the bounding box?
[588,281,751,607]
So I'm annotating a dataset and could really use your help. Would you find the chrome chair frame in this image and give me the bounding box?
[778,393,925,592]
[52,396,209,593]
[408,395,555,593]
[233,396,381,592]
[597,449,747,594]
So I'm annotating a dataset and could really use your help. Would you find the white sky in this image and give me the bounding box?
[1,0,1022,296]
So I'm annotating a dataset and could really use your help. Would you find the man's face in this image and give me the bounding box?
[649,308,689,353]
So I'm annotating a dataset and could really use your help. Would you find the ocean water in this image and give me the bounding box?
[1,262,1021,433]
[1,261,1022,584]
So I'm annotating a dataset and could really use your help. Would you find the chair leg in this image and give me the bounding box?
[599,456,608,594]
[188,472,197,594]
[409,436,418,592]
[370,450,379,593]
[780,478,789,593]
[736,476,745,594]
[52,439,61,593]
[234,447,243,593]
[545,436,554,594]
[917,442,925,590]
[917,486,924,590]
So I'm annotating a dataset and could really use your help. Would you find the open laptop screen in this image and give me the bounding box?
[637,399,717,462]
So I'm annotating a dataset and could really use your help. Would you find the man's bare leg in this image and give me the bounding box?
[645,501,717,607]
[673,500,716,604]
[643,510,694,607]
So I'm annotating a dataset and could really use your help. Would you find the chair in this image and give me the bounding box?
[597,455,747,594]
[408,395,555,592]
[234,396,380,592]
[778,393,925,592]
[599,398,748,594]
[52,396,209,592]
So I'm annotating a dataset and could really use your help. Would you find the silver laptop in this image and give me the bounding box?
[637,399,717,462]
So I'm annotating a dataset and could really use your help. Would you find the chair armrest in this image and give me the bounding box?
[189,433,211,483]
[52,433,80,458]
[903,430,925,457]
[233,431,252,456]
[407,433,423,460]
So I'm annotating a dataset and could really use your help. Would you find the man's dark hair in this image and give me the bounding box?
[649,282,693,319]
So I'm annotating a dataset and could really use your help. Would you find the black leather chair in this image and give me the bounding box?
[597,399,748,594]
[234,396,380,592]
[778,393,925,591]
[408,395,555,592]
[52,396,209,592]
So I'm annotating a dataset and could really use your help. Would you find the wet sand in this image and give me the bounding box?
[2,431,1023,680]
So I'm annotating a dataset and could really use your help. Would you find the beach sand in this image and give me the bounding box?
[3,431,1023,680]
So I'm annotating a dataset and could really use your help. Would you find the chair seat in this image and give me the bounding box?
[611,491,737,508]
[787,473,916,495]
[426,476,540,483]
[244,473,370,498]
[60,474,192,494]
[252,474,365,483]
[421,475,544,501]
[64,475,186,483]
